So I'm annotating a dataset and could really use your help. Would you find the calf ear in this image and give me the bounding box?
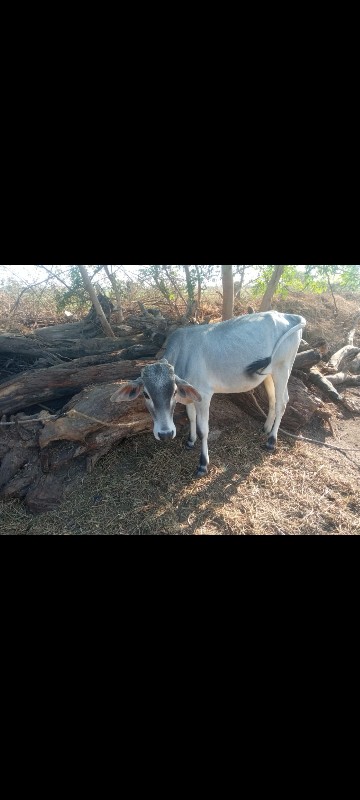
[175,377,202,404]
[110,379,143,403]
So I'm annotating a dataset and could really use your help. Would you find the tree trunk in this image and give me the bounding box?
[103,265,124,323]
[78,265,116,338]
[183,265,196,317]
[259,265,285,311]
[221,265,234,320]
[196,266,202,306]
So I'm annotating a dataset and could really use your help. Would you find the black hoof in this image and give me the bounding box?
[186,440,195,450]
[265,436,277,452]
[194,467,208,479]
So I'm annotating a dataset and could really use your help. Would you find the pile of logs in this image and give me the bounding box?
[0,301,359,514]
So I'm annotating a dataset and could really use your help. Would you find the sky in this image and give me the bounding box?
[0,265,141,283]
[0,265,307,287]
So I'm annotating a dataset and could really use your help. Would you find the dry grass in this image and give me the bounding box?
[1,398,359,535]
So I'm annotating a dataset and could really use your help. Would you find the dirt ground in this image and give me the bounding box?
[1,291,359,535]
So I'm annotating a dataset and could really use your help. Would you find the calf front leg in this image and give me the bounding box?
[194,398,211,478]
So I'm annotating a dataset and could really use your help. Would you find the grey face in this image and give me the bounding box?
[141,361,178,441]
[110,358,202,443]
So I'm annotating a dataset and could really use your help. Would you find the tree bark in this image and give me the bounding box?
[221,265,234,320]
[259,265,285,311]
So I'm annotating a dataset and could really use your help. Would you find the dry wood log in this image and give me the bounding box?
[326,372,347,386]
[348,354,360,374]
[326,373,360,388]
[0,359,152,416]
[0,333,148,361]
[326,346,360,373]
[293,350,322,370]
[32,293,115,342]
[299,339,310,351]
[14,344,158,373]
[0,335,64,365]
[307,369,342,402]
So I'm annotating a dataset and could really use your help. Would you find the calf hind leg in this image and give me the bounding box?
[263,375,276,435]
[266,368,290,451]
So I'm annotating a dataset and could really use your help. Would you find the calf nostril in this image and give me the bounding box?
[158,432,173,442]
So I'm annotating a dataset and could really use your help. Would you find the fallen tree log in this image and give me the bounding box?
[327,373,360,388]
[31,293,115,342]
[307,369,342,403]
[293,349,322,370]
[348,354,360,374]
[0,358,152,416]
[325,345,360,373]
[0,332,152,362]
[0,335,64,365]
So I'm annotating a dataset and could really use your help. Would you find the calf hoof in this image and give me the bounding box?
[195,466,208,479]
[186,440,195,450]
[265,436,277,452]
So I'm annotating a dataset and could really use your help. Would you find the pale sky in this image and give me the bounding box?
[0,265,307,285]
[0,265,141,282]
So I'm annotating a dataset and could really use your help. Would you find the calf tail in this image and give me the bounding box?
[246,357,272,375]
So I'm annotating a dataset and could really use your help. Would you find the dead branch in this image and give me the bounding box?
[326,346,360,373]
[307,369,342,403]
[327,373,360,388]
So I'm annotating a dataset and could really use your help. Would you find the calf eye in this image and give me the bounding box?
[143,391,150,400]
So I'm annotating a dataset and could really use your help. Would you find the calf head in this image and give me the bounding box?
[111,359,201,441]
